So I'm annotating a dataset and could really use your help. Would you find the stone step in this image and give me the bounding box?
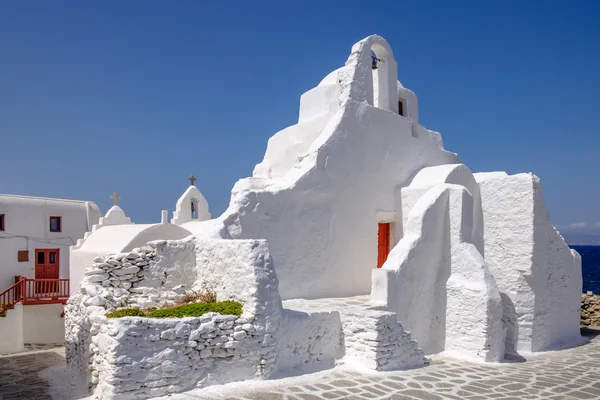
[339,308,425,371]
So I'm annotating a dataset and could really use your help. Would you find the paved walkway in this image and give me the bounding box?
[2,332,600,399]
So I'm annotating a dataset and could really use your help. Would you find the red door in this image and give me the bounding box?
[377,223,391,268]
[35,249,59,293]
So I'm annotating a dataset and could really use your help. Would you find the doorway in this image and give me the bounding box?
[377,223,391,268]
[35,249,59,294]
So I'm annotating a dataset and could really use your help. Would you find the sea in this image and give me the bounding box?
[570,245,600,294]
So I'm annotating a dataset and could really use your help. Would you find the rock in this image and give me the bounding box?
[87,273,110,283]
[233,331,247,340]
[114,266,140,276]
[199,349,212,358]
[85,268,106,276]
[160,330,176,340]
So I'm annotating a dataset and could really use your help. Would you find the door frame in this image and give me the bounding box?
[34,248,60,279]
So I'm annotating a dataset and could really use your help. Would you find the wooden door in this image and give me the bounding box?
[377,223,391,268]
[35,249,60,293]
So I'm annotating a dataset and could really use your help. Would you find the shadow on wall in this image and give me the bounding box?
[500,292,519,357]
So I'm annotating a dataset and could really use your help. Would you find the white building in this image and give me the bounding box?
[69,179,209,290]
[0,194,101,290]
[66,35,583,398]
[0,194,101,353]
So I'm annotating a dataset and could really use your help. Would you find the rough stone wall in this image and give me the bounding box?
[581,291,600,327]
[67,237,342,398]
[341,309,424,371]
[90,313,270,399]
[275,309,344,375]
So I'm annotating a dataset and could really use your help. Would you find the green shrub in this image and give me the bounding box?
[147,300,242,318]
[106,308,145,318]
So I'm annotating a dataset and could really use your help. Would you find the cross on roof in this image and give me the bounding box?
[189,175,196,186]
[110,192,120,206]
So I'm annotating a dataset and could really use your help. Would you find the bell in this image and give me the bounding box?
[372,58,378,70]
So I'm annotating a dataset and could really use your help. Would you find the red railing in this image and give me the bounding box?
[20,278,70,305]
[0,277,70,311]
[0,280,23,316]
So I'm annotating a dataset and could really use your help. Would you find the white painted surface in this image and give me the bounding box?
[404,164,484,255]
[97,206,131,226]
[373,183,504,361]
[475,172,582,354]
[69,223,191,291]
[171,185,211,225]
[0,302,24,354]
[23,304,65,344]
[201,35,459,300]
[0,194,101,290]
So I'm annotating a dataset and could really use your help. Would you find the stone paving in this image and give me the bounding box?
[2,332,600,399]
[164,329,600,400]
[0,345,66,400]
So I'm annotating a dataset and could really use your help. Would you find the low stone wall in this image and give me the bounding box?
[342,309,424,371]
[581,292,600,327]
[90,312,271,398]
[68,238,344,398]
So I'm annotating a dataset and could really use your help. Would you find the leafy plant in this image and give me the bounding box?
[147,300,242,318]
[106,308,145,318]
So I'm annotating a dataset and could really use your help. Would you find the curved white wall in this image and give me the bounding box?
[372,184,504,362]
[208,35,459,300]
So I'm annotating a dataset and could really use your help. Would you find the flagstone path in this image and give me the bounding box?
[2,332,600,399]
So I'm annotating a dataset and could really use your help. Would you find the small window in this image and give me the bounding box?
[398,100,404,116]
[0,214,4,231]
[191,200,197,219]
[37,251,45,264]
[49,251,57,264]
[17,250,28,262]
[49,216,61,232]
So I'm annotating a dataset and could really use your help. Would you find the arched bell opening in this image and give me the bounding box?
[367,41,398,114]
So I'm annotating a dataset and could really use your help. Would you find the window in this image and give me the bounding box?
[0,214,4,231]
[398,100,404,116]
[49,251,57,264]
[17,250,28,262]
[49,216,61,232]
[37,251,45,264]
[191,199,197,219]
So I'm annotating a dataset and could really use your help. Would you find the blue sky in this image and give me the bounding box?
[1,1,599,235]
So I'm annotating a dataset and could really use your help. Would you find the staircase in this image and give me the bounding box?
[283,295,426,371]
[0,276,70,316]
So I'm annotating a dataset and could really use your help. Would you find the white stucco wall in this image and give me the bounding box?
[402,164,484,255]
[198,35,459,300]
[475,172,582,353]
[0,303,24,354]
[23,304,65,344]
[171,186,211,225]
[0,195,101,290]
[372,183,504,362]
[70,223,192,291]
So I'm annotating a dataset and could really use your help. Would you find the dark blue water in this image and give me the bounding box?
[570,245,600,294]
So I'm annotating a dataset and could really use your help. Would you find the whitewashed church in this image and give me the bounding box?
[51,35,584,398]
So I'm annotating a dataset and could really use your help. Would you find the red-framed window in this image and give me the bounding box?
[0,214,4,231]
[49,216,61,232]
